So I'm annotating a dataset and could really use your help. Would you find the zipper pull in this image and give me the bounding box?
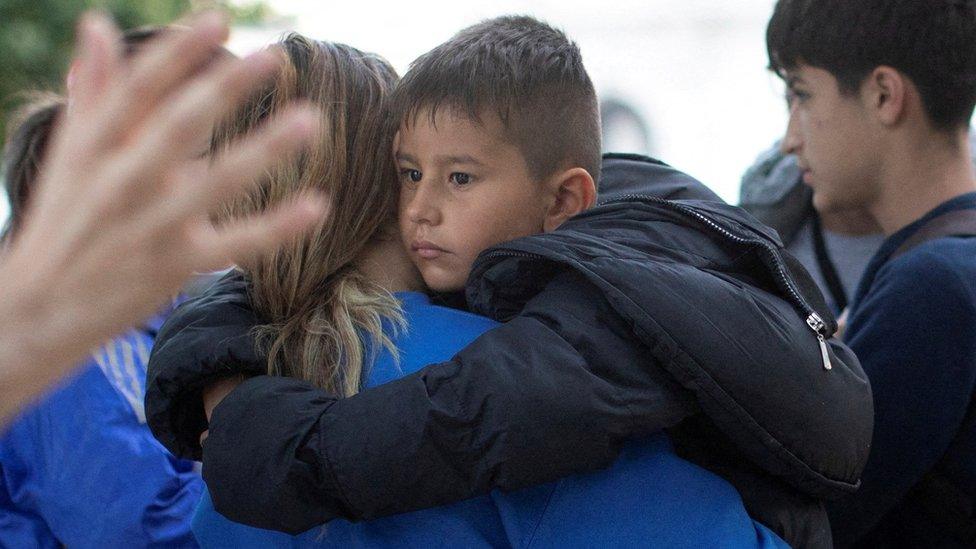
[806,313,833,371]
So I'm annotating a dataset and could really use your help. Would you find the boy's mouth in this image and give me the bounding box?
[411,240,448,259]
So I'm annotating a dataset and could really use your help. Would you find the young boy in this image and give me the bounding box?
[147,16,872,547]
[767,1,976,546]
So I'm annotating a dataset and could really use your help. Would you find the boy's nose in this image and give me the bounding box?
[404,184,442,226]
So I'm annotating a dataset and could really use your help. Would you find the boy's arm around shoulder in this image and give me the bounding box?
[145,272,267,460]
[828,244,976,544]
[201,270,698,533]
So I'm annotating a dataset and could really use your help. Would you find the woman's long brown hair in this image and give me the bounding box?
[211,34,403,395]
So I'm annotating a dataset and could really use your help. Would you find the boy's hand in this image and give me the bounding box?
[0,11,325,427]
[200,375,246,445]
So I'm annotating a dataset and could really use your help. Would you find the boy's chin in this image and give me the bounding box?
[416,262,468,294]
[422,274,466,295]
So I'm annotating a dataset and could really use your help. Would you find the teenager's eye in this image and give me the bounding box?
[449,172,472,186]
[785,89,810,107]
[400,169,422,183]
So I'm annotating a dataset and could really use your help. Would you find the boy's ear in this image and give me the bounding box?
[543,167,597,232]
[865,66,908,127]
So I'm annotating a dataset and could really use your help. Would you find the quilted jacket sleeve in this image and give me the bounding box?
[145,272,267,460]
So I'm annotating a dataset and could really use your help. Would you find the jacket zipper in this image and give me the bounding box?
[603,194,833,371]
[484,194,834,371]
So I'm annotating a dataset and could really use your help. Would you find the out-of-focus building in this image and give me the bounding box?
[228,0,785,203]
[0,0,785,227]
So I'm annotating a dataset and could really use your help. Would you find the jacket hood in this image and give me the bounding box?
[599,153,784,245]
[467,153,872,501]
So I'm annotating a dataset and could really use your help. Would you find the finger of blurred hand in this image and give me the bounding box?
[98,11,230,136]
[190,194,329,272]
[127,50,284,183]
[67,12,122,116]
[169,104,320,216]
[44,12,122,186]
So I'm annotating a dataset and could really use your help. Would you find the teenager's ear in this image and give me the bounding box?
[543,167,597,232]
[866,66,908,126]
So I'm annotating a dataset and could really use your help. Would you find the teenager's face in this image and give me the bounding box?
[395,109,549,293]
[781,64,881,213]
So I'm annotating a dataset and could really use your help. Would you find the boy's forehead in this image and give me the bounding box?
[395,107,513,162]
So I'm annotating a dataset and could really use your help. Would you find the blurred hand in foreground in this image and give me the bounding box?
[0,11,325,427]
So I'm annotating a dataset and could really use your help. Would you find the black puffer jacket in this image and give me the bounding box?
[146,154,873,547]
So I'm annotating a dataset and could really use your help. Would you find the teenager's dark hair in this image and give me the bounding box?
[767,0,976,132]
[391,15,602,183]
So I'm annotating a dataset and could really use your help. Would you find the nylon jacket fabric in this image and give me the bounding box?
[1,314,202,548]
[738,142,813,246]
[146,153,873,548]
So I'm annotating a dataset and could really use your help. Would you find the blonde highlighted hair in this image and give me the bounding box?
[211,34,403,395]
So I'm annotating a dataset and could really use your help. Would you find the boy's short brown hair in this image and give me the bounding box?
[392,15,602,184]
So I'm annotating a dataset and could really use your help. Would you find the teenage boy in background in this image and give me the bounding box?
[767,1,976,546]
[147,15,873,547]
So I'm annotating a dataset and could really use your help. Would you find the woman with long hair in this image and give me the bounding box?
[210,34,410,396]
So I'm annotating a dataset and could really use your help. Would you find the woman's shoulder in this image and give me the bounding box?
[372,293,500,381]
[397,292,500,334]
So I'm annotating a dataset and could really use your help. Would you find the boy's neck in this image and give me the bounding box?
[869,129,976,235]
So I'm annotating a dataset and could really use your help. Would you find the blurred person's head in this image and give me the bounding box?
[391,15,600,292]
[212,34,407,395]
[2,26,192,244]
[766,0,976,217]
[1,95,64,243]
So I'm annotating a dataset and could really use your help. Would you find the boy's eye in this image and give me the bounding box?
[400,169,422,183]
[449,172,472,186]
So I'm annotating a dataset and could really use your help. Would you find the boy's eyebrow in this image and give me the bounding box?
[394,152,486,168]
[395,152,419,164]
[435,154,485,167]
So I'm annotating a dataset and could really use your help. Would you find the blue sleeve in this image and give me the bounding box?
[0,464,60,549]
[828,245,976,543]
[0,363,203,548]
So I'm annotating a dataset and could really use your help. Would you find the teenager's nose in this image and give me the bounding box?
[780,110,802,155]
[404,181,443,226]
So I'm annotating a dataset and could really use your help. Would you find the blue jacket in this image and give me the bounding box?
[0,313,202,548]
[192,291,785,548]
[828,192,976,547]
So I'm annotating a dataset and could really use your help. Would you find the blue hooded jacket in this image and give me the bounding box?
[0,311,203,548]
